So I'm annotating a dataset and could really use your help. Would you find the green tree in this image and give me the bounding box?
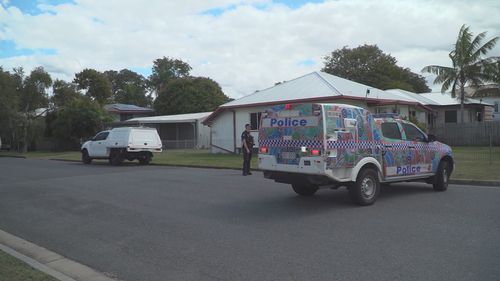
[149,57,191,94]
[0,67,20,146]
[105,69,151,107]
[322,44,430,93]
[51,79,81,108]
[422,25,499,123]
[154,77,229,115]
[15,67,52,152]
[74,69,112,105]
[50,97,112,149]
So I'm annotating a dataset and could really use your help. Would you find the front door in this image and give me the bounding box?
[88,132,109,157]
[400,122,433,176]
[379,122,411,178]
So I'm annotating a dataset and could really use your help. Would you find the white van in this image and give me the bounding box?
[81,127,162,165]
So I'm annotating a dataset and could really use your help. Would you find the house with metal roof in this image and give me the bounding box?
[203,71,434,154]
[104,103,154,122]
[123,112,212,149]
[463,84,500,121]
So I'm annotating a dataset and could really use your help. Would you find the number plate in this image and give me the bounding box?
[281,151,297,159]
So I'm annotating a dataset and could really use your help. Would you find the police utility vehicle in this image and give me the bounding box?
[81,127,162,165]
[258,103,454,205]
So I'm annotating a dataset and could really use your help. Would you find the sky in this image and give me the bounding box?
[1,0,499,98]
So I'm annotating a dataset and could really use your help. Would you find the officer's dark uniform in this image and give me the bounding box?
[241,130,254,175]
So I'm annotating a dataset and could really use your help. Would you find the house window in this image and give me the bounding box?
[444,110,457,123]
[250,112,262,130]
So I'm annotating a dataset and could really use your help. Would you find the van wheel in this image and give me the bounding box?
[82,150,92,164]
[291,183,318,196]
[109,150,124,166]
[138,154,151,165]
[349,168,380,206]
[433,161,449,191]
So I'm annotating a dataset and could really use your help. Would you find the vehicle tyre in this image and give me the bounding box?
[433,161,449,191]
[349,168,380,206]
[109,150,124,166]
[82,150,92,164]
[291,183,318,196]
[138,153,151,165]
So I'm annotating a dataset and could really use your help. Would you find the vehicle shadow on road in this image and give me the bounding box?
[196,189,357,223]
[197,183,436,223]
[378,183,435,201]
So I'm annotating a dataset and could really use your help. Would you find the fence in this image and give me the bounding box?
[162,139,197,149]
[429,122,500,146]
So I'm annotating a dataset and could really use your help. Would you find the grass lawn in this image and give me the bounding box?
[0,249,56,281]
[1,147,498,180]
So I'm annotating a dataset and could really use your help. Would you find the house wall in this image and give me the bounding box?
[432,106,483,124]
[197,120,211,148]
[210,110,235,153]
[481,97,500,121]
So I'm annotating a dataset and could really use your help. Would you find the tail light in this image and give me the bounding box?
[310,149,321,156]
[259,146,268,154]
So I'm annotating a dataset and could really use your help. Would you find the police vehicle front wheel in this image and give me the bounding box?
[433,161,449,191]
[349,168,380,206]
[291,183,318,196]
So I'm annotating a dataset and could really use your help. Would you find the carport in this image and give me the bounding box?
[124,112,211,149]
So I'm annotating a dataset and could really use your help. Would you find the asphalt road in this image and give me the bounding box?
[0,157,499,281]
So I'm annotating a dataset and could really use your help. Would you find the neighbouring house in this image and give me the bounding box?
[464,84,500,121]
[123,112,212,149]
[105,103,154,123]
[419,92,494,125]
[203,71,434,154]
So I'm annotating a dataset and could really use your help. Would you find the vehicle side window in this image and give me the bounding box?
[402,123,425,142]
[381,122,402,140]
[93,132,109,141]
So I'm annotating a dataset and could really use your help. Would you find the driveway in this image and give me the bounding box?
[0,157,499,281]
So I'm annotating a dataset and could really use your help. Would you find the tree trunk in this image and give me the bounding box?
[460,84,465,124]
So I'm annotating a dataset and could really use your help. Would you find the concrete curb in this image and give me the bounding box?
[449,179,500,187]
[0,229,119,281]
[0,155,26,159]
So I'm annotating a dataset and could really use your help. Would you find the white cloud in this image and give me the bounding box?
[1,0,499,98]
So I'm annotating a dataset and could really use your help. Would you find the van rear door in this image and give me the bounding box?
[259,104,323,168]
[130,129,161,149]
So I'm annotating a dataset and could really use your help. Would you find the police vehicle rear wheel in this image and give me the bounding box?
[349,168,380,206]
[433,161,449,191]
[291,183,318,196]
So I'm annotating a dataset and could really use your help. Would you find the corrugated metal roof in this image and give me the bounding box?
[221,71,421,108]
[385,89,440,105]
[419,92,493,106]
[124,112,212,124]
[104,103,153,112]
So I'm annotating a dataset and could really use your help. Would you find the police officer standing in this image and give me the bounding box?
[241,124,254,176]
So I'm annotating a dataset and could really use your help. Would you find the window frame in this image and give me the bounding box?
[401,123,426,142]
[381,122,402,140]
[249,112,262,131]
[444,110,457,123]
[93,131,109,141]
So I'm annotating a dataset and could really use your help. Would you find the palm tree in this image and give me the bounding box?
[422,24,499,123]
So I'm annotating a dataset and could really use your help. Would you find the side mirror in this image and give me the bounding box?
[427,134,437,142]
